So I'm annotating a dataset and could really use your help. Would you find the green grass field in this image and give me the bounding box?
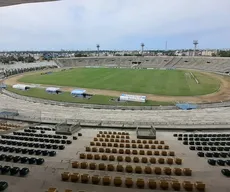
[19,68,220,96]
[6,86,172,106]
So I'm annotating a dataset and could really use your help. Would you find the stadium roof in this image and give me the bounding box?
[0,0,58,7]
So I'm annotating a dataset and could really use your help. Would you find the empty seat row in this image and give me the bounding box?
[0,123,20,128]
[90,142,169,149]
[181,137,230,141]
[12,132,68,139]
[183,141,230,146]
[189,146,230,152]
[47,188,74,192]
[98,131,129,135]
[0,165,29,176]
[0,145,57,155]
[1,135,72,144]
[207,159,230,166]
[174,133,230,137]
[221,169,230,177]
[85,147,174,156]
[61,172,201,190]
[72,161,190,175]
[0,140,65,150]
[197,152,230,158]
[0,154,45,165]
[29,126,54,131]
[97,134,130,139]
[79,153,182,164]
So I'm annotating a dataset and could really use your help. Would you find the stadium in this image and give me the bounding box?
[0,1,230,192]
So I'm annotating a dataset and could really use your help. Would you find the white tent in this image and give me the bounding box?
[12,84,30,91]
[119,94,146,103]
[46,87,61,94]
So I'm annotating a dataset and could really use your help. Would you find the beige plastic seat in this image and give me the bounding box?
[154,167,162,175]
[148,140,153,144]
[114,143,118,147]
[158,158,165,164]
[80,153,86,159]
[174,168,182,176]
[171,181,181,191]
[139,150,145,155]
[94,138,98,141]
[183,168,192,176]
[164,167,172,175]
[137,140,141,143]
[96,142,101,146]
[151,145,156,149]
[107,164,115,171]
[120,139,125,143]
[164,145,169,149]
[99,138,104,142]
[72,161,79,168]
[105,138,109,141]
[195,181,206,191]
[125,178,133,188]
[125,139,130,143]
[131,140,136,143]
[108,131,112,134]
[125,156,131,162]
[161,151,167,156]
[86,154,93,159]
[98,163,106,170]
[80,162,88,169]
[117,156,123,162]
[136,178,145,188]
[99,131,103,134]
[70,173,80,182]
[138,144,143,149]
[92,147,97,152]
[116,165,124,172]
[111,135,115,138]
[125,149,131,154]
[103,131,107,134]
[97,134,101,137]
[160,180,169,190]
[118,132,121,135]
[154,150,160,155]
[122,132,126,135]
[142,157,148,163]
[150,157,156,164]
[120,143,124,148]
[126,144,131,148]
[158,145,163,149]
[135,166,142,174]
[147,150,152,155]
[144,166,152,174]
[132,150,138,155]
[103,176,111,186]
[114,177,122,187]
[125,165,133,173]
[142,140,147,144]
[61,172,70,181]
[126,135,130,139]
[101,154,108,161]
[183,181,193,191]
[148,179,157,189]
[110,138,115,142]
[99,148,105,153]
[101,134,105,138]
[175,158,182,165]
[167,158,174,165]
[81,174,90,183]
[169,151,175,156]
[92,175,101,185]
[105,148,111,153]
[154,140,159,144]
[121,135,125,139]
[116,135,120,138]
[94,154,100,160]
[144,144,150,149]
[102,142,107,147]
[89,163,97,170]
[106,135,110,138]
[132,144,137,148]
[133,156,140,163]
[109,155,115,161]
[119,149,124,154]
[113,131,117,134]
[112,148,117,153]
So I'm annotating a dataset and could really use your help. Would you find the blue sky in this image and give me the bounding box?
[0,0,230,51]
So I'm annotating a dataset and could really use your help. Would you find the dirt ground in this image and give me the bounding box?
[4,70,230,103]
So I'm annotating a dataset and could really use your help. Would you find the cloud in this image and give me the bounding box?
[0,0,230,50]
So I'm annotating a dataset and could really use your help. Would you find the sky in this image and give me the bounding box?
[0,0,230,51]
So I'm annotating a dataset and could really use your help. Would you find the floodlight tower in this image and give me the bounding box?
[96,44,100,56]
[141,43,145,55]
[193,40,198,56]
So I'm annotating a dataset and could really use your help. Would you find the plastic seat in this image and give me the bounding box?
[114,177,122,187]
[137,140,141,143]
[175,158,182,165]
[154,151,160,155]
[116,165,124,172]
[154,140,159,144]
[113,131,117,134]
[148,179,157,189]
[48,188,57,192]
[102,176,111,185]
[126,135,130,139]
[99,131,103,134]
[101,154,108,161]
[147,150,153,155]
[160,141,165,144]
[133,156,140,163]
[110,138,114,142]
[139,150,145,155]
[135,166,142,174]
[94,154,100,160]
[158,145,163,149]
[132,150,138,155]
[109,155,115,161]
[98,163,106,170]
[70,173,80,182]
[111,135,115,138]
[174,168,182,176]
[125,178,133,188]
[89,163,97,170]
[80,162,88,169]
[183,181,193,191]
[106,135,110,138]
[121,135,125,139]
[195,181,206,191]
[151,145,156,149]
[94,138,98,141]
[183,168,192,176]
[125,139,130,143]
[126,144,130,148]
[99,138,104,142]
[112,148,117,153]
[131,140,136,143]
[138,144,143,149]
[99,148,105,153]
[164,145,169,149]
[96,142,101,146]
[160,180,169,190]
[87,154,93,159]
[79,153,86,159]
[126,165,133,173]
[102,134,105,138]
[92,147,97,152]
[171,181,181,191]
[158,158,165,164]
[161,151,167,156]
[144,144,150,149]
[90,142,95,146]
[125,156,131,162]
[136,178,145,188]
[92,175,100,185]
[61,172,70,181]
[119,149,124,154]
[72,161,79,168]
[169,151,175,156]
[145,166,152,174]
[107,164,115,171]
[114,143,118,147]
[125,149,131,154]
[117,156,123,162]
[164,167,172,175]
[81,174,90,183]
[120,143,124,148]
[102,142,107,147]
[105,148,111,153]
[116,135,120,138]
[150,157,156,164]
[167,158,174,165]
[142,157,148,163]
